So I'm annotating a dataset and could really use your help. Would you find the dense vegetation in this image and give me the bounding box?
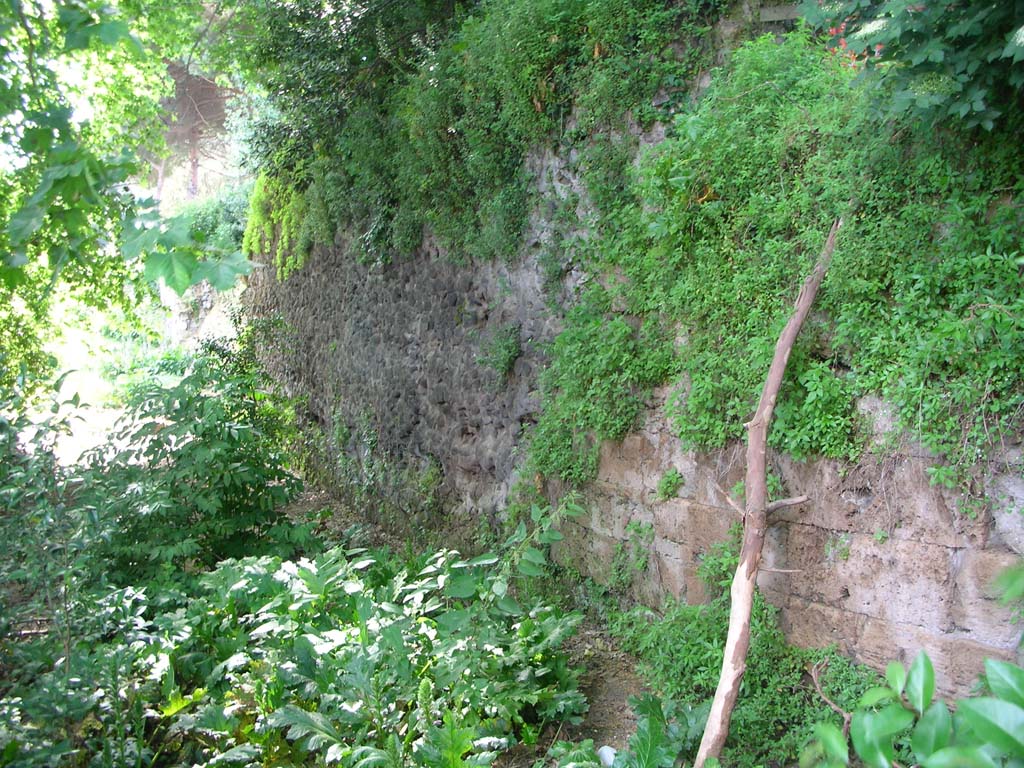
[608,529,876,768]
[3,1,1024,767]
[530,31,1024,501]
[235,0,723,270]
[0,336,588,767]
[223,0,1023,501]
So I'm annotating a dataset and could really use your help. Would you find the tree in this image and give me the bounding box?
[0,0,249,391]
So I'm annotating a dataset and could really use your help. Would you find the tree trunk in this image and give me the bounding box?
[694,217,844,767]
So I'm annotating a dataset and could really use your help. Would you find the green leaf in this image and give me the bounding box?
[906,652,935,715]
[267,705,347,754]
[885,661,907,694]
[161,687,206,717]
[444,572,478,599]
[192,252,253,291]
[7,204,46,245]
[872,703,915,737]
[859,686,897,708]
[122,223,161,261]
[1002,25,1024,63]
[96,19,131,46]
[145,250,199,294]
[850,705,914,768]
[986,660,1024,708]
[517,558,545,578]
[957,698,1024,757]
[911,701,951,762]
[995,562,1024,604]
[422,710,475,768]
[523,546,546,565]
[628,715,673,768]
[207,744,262,765]
[922,746,998,768]
[495,596,522,615]
[465,553,500,567]
[537,528,564,544]
[812,722,848,765]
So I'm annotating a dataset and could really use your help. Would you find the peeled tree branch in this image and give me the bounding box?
[694,217,844,767]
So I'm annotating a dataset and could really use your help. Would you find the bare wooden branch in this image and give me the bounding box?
[695,217,844,767]
[810,659,852,739]
[758,567,803,574]
[712,480,746,519]
[766,495,808,514]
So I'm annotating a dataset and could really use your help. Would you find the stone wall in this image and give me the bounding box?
[245,163,1022,700]
[244,229,565,517]
[552,387,1023,696]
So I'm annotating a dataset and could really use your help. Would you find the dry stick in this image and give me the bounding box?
[810,659,852,739]
[712,480,746,519]
[694,217,844,767]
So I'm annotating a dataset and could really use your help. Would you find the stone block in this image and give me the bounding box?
[990,470,1024,554]
[769,593,865,658]
[857,618,1019,697]
[779,525,956,629]
[951,549,1022,646]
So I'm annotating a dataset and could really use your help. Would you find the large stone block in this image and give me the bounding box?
[951,549,1022,646]
[857,618,1019,697]
[768,592,866,658]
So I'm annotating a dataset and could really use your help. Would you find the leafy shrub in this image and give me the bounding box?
[530,287,678,484]
[803,652,1024,768]
[82,329,307,584]
[0,545,587,768]
[178,181,253,253]
[800,0,1024,131]
[230,0,725,266]
[656,468,684,500]
[533,29,1024,491]
[478,324,523,380]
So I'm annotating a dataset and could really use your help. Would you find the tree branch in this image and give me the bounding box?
[810,659,852,738]
[694,217,844,766]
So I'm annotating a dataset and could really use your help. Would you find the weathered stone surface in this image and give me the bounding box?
[989,452,1024,554]
[857,618,1019,697]
[561,388,1022,696]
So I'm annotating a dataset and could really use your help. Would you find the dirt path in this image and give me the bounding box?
[496,623,646,767]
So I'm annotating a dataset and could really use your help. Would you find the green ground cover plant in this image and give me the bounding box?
[0,353,587,768]
[0,545,586,768]
[800,0,1024,131]
[607,527,878,767]
[529,286,678,484]
[530,30,1024,490]
[1,298,588,768]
